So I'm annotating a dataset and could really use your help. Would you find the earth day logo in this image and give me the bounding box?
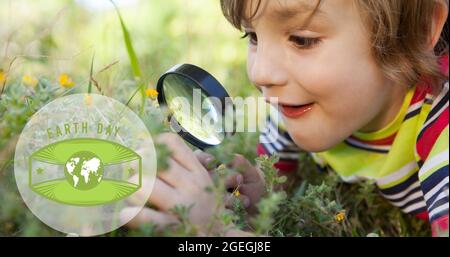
[14,94,156,236]
[29,138,142,206]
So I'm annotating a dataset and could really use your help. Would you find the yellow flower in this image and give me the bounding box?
[233,190,241,197]
[22,75,38,88]
[84,94,93,106]
[58,74,75,88]
[145,88,159,100]
[334,211,345,223]
[216,164,226,171]
[163,119,170,127]
[0,70,5,84]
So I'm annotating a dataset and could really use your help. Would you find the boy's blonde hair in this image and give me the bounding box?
[221,0,449,93]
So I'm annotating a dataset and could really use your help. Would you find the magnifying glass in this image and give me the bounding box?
[156,64,234,149]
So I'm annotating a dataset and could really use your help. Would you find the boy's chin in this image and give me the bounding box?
[290,134,342,153]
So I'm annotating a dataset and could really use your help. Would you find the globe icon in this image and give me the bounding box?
[28,138,143,206]
[64,151,104,190]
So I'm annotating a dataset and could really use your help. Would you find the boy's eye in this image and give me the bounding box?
[289,35,320,49]
[241,32,258,45]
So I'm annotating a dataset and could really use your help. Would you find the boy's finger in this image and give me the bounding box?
[225,173,243,189]
[126,174,158,206]
[229,154,252,172]
[120,207,179,229]
[229,154,264,184]
[148,179,182,211]
[156,133,205,174]
[158,158,195,189]
[126,175,179,209]
[193,150,215,169]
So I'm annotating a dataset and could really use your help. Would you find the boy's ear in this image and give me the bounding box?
[428,0,448,50]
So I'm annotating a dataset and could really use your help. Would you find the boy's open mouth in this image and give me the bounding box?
[279,103,314,118]
[264,98,314,118]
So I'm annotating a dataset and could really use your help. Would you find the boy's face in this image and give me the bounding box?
[244,0,407,152]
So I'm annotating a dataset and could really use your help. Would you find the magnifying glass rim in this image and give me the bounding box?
[156,63,233,149]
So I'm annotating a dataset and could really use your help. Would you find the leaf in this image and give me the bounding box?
[88,53,95,93]
[110,0,141,79]
[110,0,146,111]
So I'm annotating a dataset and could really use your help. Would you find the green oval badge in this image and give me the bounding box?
[29,138,143,206]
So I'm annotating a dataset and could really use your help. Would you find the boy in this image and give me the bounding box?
[121,0,449,236]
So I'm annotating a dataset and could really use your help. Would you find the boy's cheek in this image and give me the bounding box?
[281,101,372,152]
[282,117,341,152]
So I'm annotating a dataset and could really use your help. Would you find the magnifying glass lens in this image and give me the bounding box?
[162,74,224,146]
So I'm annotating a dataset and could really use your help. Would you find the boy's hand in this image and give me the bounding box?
[120,133,225,235]
[195,151,266,215]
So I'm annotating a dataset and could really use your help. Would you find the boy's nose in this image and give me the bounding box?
[248,44,288,89]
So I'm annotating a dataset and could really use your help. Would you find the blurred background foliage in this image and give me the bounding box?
[0,0,255,100]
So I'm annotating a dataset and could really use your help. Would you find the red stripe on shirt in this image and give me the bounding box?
[349,132,397,146]
[410,82,430,105]
[274,160,298,173]
[439,55,449,76]
[257,144,298,173]
[257,143,268,156]
[415,211,429,221]
[431,215,449,237]
[417,107,449,160]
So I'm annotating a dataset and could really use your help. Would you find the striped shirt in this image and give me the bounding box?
[257,56,449,236]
